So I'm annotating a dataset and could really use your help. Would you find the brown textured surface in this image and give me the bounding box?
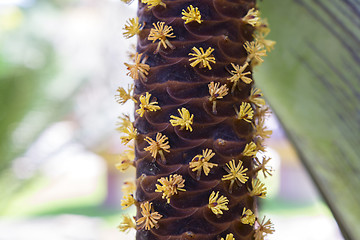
[134,0,257,239]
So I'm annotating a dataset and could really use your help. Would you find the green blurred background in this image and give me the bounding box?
[1,0,358,239]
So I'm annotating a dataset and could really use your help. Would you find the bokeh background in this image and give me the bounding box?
[0,0,353,239]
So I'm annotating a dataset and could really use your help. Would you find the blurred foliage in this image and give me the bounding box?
[0,1,83,212]
[257,1,360,239]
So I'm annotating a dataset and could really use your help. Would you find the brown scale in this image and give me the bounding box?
[134,0,258,239]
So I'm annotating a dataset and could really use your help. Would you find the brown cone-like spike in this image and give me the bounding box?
[122,0,273,239]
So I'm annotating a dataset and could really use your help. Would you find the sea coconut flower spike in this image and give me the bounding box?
[148,21,175,54]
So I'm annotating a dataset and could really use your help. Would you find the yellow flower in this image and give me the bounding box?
[244,40,267,64]
[119,124,137,145]
[240,208,256,226]
[136,201,163,230]
[254,156,273,178]
[116,114,132,131]
[242,8,260,27]
[136,92,161,117]
[148,22,175,53]
[249,88,266,107]
[220,233,235,240]
[189,46,216,70]
[115,149,135,172]
[170,107,194,131]
[249,178,267,198]
[227,62,252,93]
[122,181,136,195]
[123,17,142,39]
[242,141,257,157]
[182,5,203,24]
[208,81,229,114]
[124,52,150,80]
[255,117,272,139]
[236,102,254,123]
[115,84,137,104]
[144,132,170,162]
[254,216,275,240]
[141,0,166,9]
[255,18,271,36]
[189,149,218,180]
[118,215,136,232]
[155,174,186,203]
[121,194,136,209]
[208,191,229,215]
[254,32,276,52]
[222,159,248,193]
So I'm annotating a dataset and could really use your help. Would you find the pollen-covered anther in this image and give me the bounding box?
[255,216,275,240]
[115,84,137,104]
[249,178,267,198]
[121,194,137,209]
[208,191,229,215]
[222,159,248,193]
[249,88,266,107]
[148,21,175,54]
[235,102,254,123]
[122,181,136,195]
[118,215,136,232]
[155,174,186,203]
[244,40,267,65]
[136,201,163,230]
[208,81,229,114]
[189,148,218,180]
[254,32,276,52]
[189,46,216,70]
[254,156,273,178]
[240,208,256,226]
[227,62,252,93]
[124,52,150,80]
[119,124,137,145]
[242,8,260,27]
[144,132,170,163]
[170,107,194,132]
[123,17,143,39]
[182,5,203,24]
[141,0,166,9]
[242,141,257,157]
[220,233,235,240]
[136,92,161,117]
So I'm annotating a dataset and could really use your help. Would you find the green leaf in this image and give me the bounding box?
[257,1,360,239]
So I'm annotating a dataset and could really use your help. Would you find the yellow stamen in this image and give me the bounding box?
[136,92,161,117]
[115,84,137,104]
[136,201,163,230]
[144,132,170,163]
[189,148,218,180]
[208,191,229,215]
[155,174,186,203]
[148,22,175,53]
[242,141,257,157]
[123,17,142,39]
[189,46,216,70]
[236,102,254,123]
[249,178,267,198]
[170,107,194,132]
[182,5,203,24]
[208,81,229,114]
[222,159,248,193]
[240,208,256,226]
[124,52,150,80]
[118,215,136,232]
[242,8,260,27]
[227,62,252,93]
